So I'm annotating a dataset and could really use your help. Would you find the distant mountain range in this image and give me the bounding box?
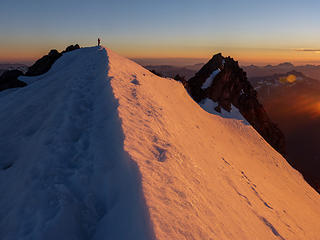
[249,70,319,94]
[144,64,202,80]
[144,62,320,82]
[243,62,320,81]
[3,60,320,83]
[0,63,28,76]
[248,70,320,192]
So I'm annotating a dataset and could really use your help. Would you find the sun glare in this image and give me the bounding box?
[279,74,297,84]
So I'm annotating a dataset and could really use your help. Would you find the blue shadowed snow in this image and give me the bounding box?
[0,46,154,240]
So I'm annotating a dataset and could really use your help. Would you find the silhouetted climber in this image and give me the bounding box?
[98,38,101,46]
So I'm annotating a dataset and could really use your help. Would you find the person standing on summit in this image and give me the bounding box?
[98,38,101,46]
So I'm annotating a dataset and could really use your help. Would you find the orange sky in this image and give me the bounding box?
[1,1,320,66]
[2,44,320,66]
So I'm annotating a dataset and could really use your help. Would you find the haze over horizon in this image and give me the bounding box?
[1,0,320,236]
[1,0,320,66]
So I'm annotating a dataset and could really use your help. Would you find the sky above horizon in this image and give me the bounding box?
[1,0,320,66]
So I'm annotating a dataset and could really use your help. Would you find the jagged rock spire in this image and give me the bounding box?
[187,53,286,156]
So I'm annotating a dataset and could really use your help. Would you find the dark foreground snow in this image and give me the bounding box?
[0,47,153,240]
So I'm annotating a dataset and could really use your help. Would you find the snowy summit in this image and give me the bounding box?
[0,46,319,240]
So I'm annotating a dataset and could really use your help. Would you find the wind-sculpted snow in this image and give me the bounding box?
[108,48,320,240]
[0,47,153,240]
[0,46,319,240]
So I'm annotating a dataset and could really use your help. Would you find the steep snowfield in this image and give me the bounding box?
[108,49,320,240]
[0,46,319,240]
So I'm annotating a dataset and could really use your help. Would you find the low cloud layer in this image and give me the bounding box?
[295,48,320,52]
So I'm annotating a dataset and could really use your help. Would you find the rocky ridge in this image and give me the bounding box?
[187,53,286,156]
[0,44,80,92]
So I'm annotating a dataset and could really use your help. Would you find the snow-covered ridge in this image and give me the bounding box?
[0,46,153,240]
[0,46,319,240]
[107,48,320,239]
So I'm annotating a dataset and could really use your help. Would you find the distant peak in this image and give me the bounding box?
[187,52,286,156]
[277,62,294,67]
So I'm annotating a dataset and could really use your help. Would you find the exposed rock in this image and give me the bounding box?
[173,74,188,88]
[0,44,81,92]
[25,49,62,76]
[187,53,286,156]
[150,69,163,77]
[187,53,224,102]
[173,74,185,82]
[62,44,80,54]
[0,70,26,91]
[25,44,80,76]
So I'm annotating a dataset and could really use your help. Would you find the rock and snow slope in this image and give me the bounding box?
[0,46,320,240]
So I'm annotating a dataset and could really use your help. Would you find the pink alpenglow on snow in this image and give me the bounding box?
[0,46,319,240]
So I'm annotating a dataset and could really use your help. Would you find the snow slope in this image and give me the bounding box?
[0,46,319,240]
[0,47,153,240]
[108,49,320,240]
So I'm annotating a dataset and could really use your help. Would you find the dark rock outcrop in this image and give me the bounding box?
[150,69,163,77]
[173,74,185,82]
[0,44,81,92]
[187,53,286,156]
[187,53,224,102]
[62,44,80,54]
[173,74,188,89]
[25,44,80,76]
[25,49,62,76]
[0,70,26,91]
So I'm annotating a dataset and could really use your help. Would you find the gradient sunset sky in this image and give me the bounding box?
[1,0,320,65]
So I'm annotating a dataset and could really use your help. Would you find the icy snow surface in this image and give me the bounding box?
[0,47,153,240]
[0,46,320,240]
[200,98,248,124]
[201,69,220,89]
[108,48,320,240]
